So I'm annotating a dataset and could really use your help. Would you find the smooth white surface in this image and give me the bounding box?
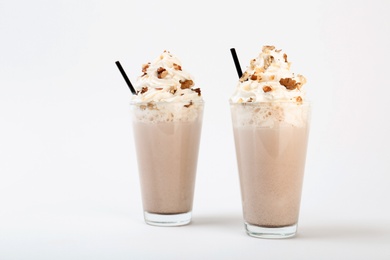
[1,0,390,259]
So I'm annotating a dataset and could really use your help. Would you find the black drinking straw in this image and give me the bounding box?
[115,61,137,95]
[230,48,243,78]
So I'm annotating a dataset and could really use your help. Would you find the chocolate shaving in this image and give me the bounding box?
[283,53,288,63]
[180,79,194,89]
[279,78,298,90]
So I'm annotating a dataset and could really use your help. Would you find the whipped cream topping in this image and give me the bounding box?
[230,46,307,103]
[132,51,202,103]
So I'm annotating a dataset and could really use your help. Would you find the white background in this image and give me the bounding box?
[1,0,390,259]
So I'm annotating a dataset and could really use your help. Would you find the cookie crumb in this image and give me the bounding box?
[239,71,249,82]
[173,63,182,71]
[264,55,274,69]
[262,86,272,93]
[192,88,201,96]
[139,87,148,94]
[169,86,177,94]
[157,67,168,79]
[262,45,276,52]
[279,78,298,90]
[180,79,194,89]
[142,63,150,73]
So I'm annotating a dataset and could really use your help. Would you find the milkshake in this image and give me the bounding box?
[230,46,310,238]
[130,51,203,226]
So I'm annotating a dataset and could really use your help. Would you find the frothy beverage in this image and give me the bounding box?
[131,101,203,226]
[231,103,310,233]
[134,120,202,214]
[230,46,310,238]
[235,126,308,227]
[127,51,204,226]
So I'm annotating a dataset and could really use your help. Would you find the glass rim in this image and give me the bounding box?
[130,99,204,105]
[229,100,310,106]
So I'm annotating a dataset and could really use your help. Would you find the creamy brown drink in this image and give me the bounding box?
[231,103,310,232]
[235,125,309,227]
[230,46,310,238]
[131,101,203,225]
[133,119,202,215]
[130,51,203,226]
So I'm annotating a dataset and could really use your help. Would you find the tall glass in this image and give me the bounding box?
[130,100,204,226]
[230,101,310,238]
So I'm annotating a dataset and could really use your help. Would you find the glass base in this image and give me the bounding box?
[144,211,192,227]
[245,222,297,239]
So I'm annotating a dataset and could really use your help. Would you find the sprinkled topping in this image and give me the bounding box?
[230,45,307,103]
[132,51,202,103]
